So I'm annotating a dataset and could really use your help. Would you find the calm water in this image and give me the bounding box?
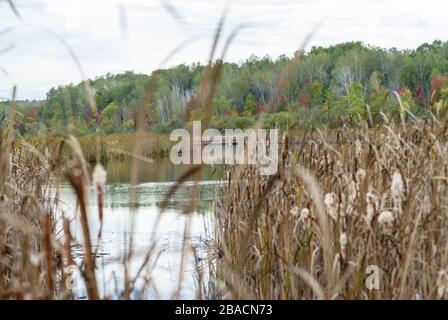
[58,157,223,299]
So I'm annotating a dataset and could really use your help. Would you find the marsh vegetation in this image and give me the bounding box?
[2,1,448,301]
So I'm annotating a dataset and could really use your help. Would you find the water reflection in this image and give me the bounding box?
[103,156,219,184]
[59,157,222,299]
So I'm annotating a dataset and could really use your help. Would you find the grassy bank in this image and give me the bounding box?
[26,132,173,163]
[211,121,448,299]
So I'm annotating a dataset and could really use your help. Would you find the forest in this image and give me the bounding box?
[2,40,448,135]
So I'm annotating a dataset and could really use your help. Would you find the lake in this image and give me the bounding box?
[57,157,223,299]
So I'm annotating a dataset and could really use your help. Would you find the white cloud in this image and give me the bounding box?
[1,0,448,99]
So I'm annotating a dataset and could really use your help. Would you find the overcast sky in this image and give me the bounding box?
[1,0,448,100]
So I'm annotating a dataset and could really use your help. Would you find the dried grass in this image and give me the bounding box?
[211,121,448,299]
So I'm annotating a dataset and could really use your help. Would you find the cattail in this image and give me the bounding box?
[356,168,366,184]
[340,232,348,259]
[390,170,404,216]
[290,206,299,217]
[324,193,335,207]
[355,140,362,158]
[227,170,232,187]
[378,210,394,226]
[93,163,107,190]
[63,217,74,266]
[67,163,99,300]
[365,191,377,225]
[391,170,404,198]
[324,192,338,221]
[42,212,54,293]
[29,253,41,267]
[282,133,289,163]
[348,180,357,202]
[299,208,310,228]
[437,268,448,299]
[93,164,107,224]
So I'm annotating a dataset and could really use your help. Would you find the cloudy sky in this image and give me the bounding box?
[1,0,448,100]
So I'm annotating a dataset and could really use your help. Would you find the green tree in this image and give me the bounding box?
[337,82,365,117]
[243,94,257,115]
[101,102,120,134]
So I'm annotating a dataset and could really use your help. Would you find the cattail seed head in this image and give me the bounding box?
[365,192,377,224]
[93,164,107,189]
[378,210,394,225]
[356,168,366,184]
[93,164,107,226]
[324,192,336,207]
[391,170,404,215]
[290,206,299,217]
[437,268,448,299]
[299,208,310,227]
[324,192,338,221]
[355,140,362,158]
[349,180,357,202]
[391,170,404,199]
[340,232,348,259]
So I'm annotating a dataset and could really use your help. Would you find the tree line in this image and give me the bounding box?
[3,40,448,135]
